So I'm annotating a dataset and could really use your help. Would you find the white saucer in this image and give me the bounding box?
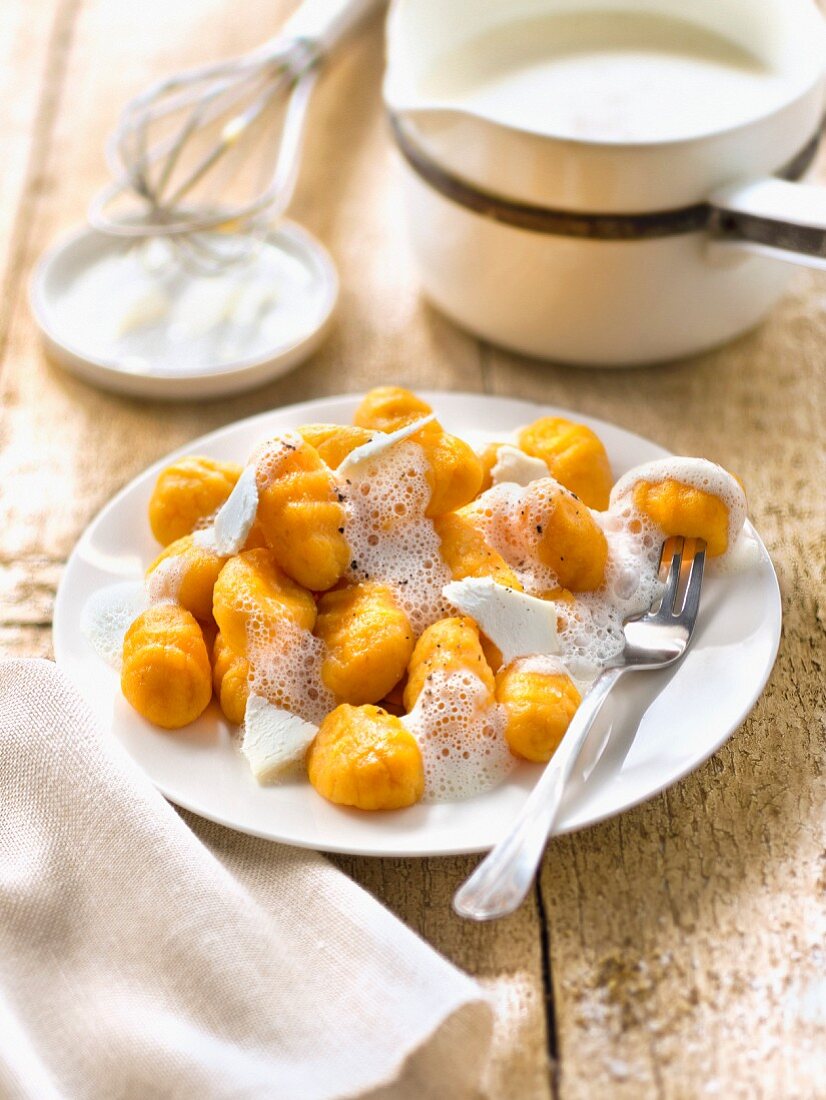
[30,223,338,400]
[52,392,782,856]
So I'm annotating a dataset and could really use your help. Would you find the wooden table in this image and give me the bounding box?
[1,3,823,1096]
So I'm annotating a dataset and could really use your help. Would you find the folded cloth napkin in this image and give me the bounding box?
[0,660,492,1100]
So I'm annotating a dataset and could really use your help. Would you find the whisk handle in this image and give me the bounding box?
[281,0,382,56]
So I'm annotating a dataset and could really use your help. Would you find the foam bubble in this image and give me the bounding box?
[403,669,514,802]
[338,439,453,635]
[249,430,306,489]
[463,479,569,595]
[456,476,665,677]
[552,511,664,674]
[510,653,568,678]
[145,554,185,605]
[241,607,334,727]
[81,580,149,669]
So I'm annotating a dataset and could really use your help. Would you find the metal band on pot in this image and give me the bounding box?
[389,115,822,241]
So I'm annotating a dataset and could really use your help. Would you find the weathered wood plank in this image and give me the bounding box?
[0,0,68,355]
[486,271,826,1096]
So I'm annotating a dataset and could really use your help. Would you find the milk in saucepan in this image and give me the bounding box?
[423,12,793,143]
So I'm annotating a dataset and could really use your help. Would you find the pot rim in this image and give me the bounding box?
[384,0,826,152]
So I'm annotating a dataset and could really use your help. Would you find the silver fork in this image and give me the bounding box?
[453,536,706,922]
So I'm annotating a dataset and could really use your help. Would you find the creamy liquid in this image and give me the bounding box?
[423,12,791,143]
[53,236,325,376]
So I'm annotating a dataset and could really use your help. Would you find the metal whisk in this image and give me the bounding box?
[89,0,379,270]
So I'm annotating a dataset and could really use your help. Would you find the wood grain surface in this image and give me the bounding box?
[0,3,823,1097]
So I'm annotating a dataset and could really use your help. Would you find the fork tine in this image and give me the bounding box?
[656,536,684,617]
[678,538,706,625]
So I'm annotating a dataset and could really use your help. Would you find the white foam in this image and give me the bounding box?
[338,439,453,635]
[442,576,559,665]
[336,415,436,475]
[610,457,748,565]
[531,457,753,675]
[462,479,568,595]
[194,463,258,555]
[490,445,548,487]
[244,615,334,727]
[549,511,662,675]
[402,669,514,802]
[510,653,569,679]
[241,693,318,784]
[145,554,185,605]
[506,651,598,696]
[80,580,149,669]
[249,430,306,490]
[719,529,763,574]
[457,475,664,677]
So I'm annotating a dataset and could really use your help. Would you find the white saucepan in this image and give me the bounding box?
[384,0,826,365]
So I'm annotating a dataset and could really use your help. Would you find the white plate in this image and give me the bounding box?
[53,393,782,856]
[30,224,338,400]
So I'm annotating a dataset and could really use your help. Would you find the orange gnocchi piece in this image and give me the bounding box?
[477,441,510,493]
[298,423,374,468]
[146,534,227,622]
[633,479,732,557]
[212,632,250,725]
[353,386,433,432]
[121,605,212,729]
[422,427,485,517]
[212,548,317,657]
[522,481,608,592]
[479,633,504,675]
[353,387,483,516]
[404,616,495,712]
[307,704,424,810]
[316,583,414,706]
[496,664,581,762]
[518,417,612,510]
[381,676,407,716]
[254,436,350,592]
[434,511,522,589]
[148,456,242,547]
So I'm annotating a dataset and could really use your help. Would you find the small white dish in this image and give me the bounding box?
[30,223,338,400]
[52,393,782,856]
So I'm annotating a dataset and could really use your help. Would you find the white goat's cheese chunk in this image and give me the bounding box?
[194,464,258,555]
[490,445,549,487]
[336,414,436,474]
[442,576,559,665]
[241,694,318,784]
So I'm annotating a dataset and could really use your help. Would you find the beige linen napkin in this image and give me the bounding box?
[0,659,493,1100]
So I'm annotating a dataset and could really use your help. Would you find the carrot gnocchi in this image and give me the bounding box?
[84,388,755,809]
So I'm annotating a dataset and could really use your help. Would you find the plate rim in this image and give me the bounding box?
[29,223,339,400]
[52,391,783,855]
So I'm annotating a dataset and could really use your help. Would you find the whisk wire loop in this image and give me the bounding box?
[90,35,323,262]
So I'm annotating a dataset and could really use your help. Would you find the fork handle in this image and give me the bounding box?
[453,667,623,921]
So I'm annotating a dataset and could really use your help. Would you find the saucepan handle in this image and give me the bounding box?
[708,177,826,271]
